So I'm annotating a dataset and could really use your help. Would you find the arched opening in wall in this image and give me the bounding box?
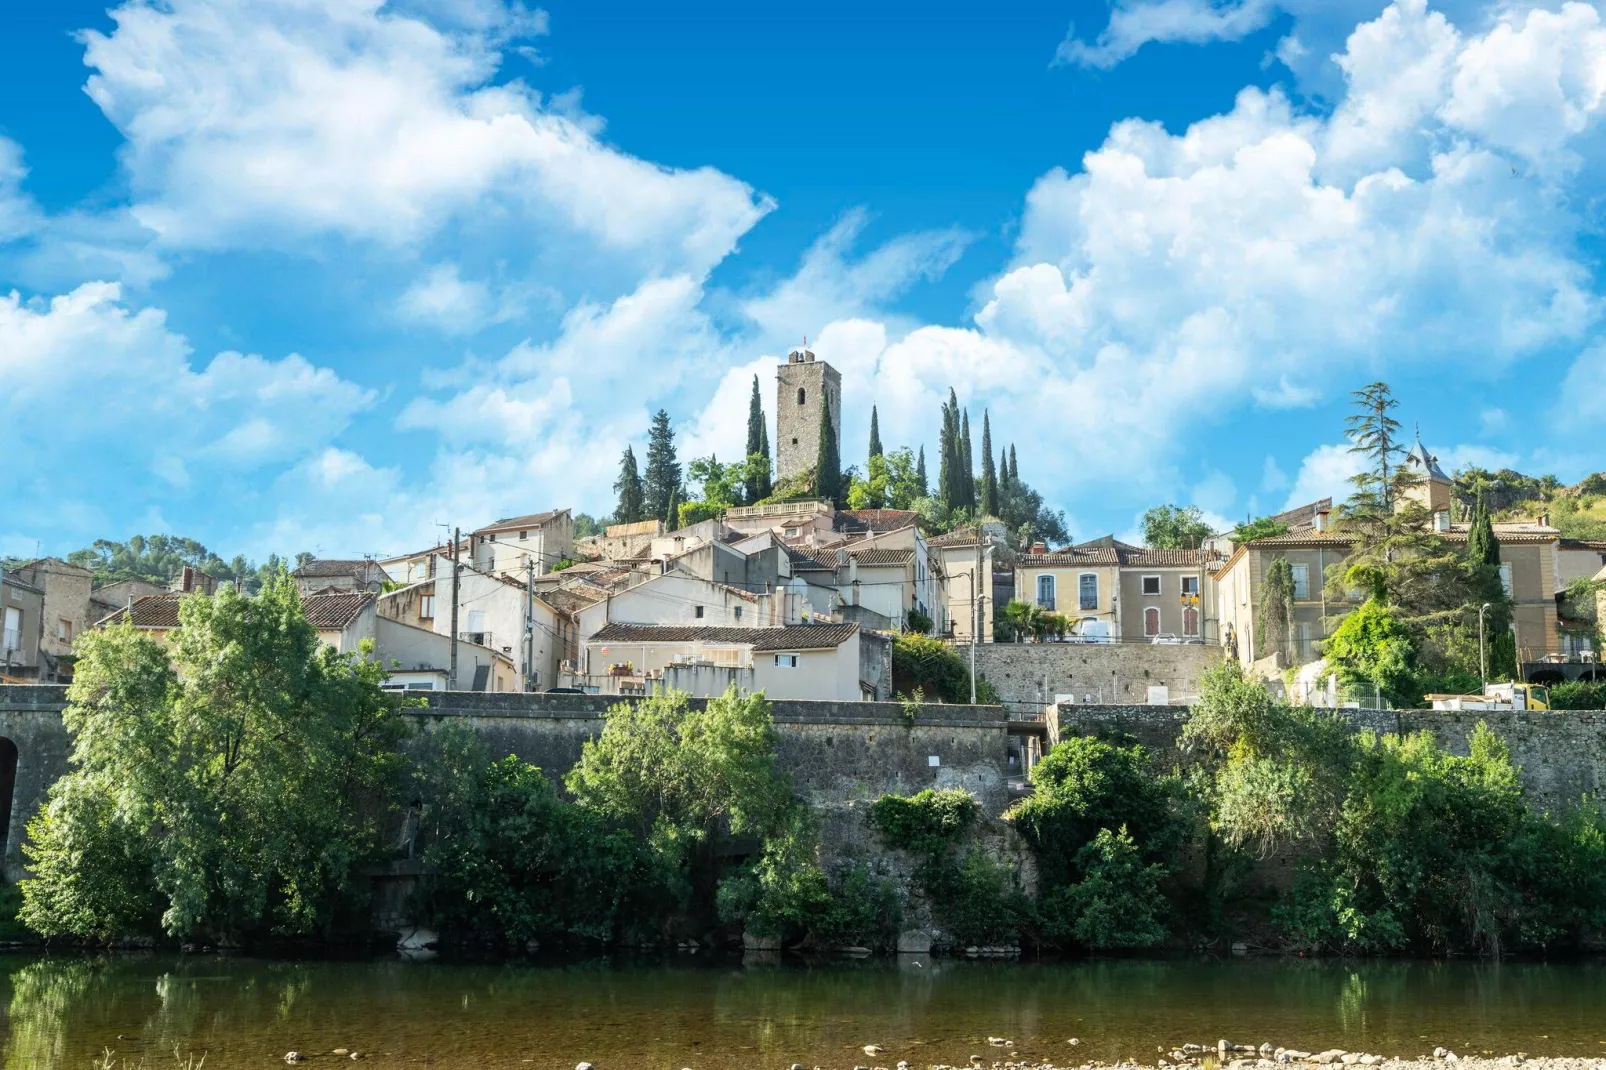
[797,387,806,405]
[0,737,16,853]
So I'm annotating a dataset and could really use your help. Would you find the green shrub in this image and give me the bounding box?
[1007,735,1180,887]
[0,878,28,941]
[1551,680,1606,709]
[1037,827,1168,949]
[924,847,1030,946]
[868,788,978,856]
[890,633,999,704]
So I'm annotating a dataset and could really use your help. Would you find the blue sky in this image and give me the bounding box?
[2,0,1605,561]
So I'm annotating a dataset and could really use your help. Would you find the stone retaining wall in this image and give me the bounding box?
[972,642,1221,712]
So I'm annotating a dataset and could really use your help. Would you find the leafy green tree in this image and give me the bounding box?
[1141,504,1214,549]
[980,411,998,518]
[997,472,1069,548]
[21,575,409,942]
[1321,598,1418,706]
[566,688,795,924]
[847,447,923,512]
[1037,827,1168,949]
[572,513,605,539]
[613,445,646,525]
[642,409,682,525]
[812,394,842,505]
[744,375,772,504]
[411,728,645,944]
[1231,516,1290,543]
[1007,735,1180,888]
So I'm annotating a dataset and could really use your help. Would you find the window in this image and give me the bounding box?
[1142,575,1161,596]
[1290,564,1310,600]
[1144,606,1161,636]
[694,605,704,618]
[57,618,73,642]
[1237,569,1248,605]
[774,653,799,668]
[519,530,528,539]
[488,533,496,542]
[1035,574,1056,610]
[1183,606,1200,636]
[2,606,18,652]
[1499,563,1513,596]
[797,387,806,405]
[791,437,798,445]
[1079,573,1098,611]
[1181,576,1200,596]
[420,595,435,619]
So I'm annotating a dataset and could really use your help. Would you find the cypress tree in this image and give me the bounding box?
[1467,488,1500,568]
[868,404,883,461]
[744,375,770,504]
[998,447,1010,489]
[813,394,841,505]
[939,391,958,511]
[981,410,998,517]
[960,408,975,510]
[916,446,928,497]
[612,445,645,524]
[665,484,682,530]
[643,409,681,524]
[1008,444,1019,485]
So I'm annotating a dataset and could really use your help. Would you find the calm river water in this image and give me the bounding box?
[2,953,1604,1070]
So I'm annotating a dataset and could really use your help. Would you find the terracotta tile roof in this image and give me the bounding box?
[476,508,567,534]
[1019,548,1121,567]
[1073,535,1144,552]
[589,622,860,650]
[541,587,607,615]
[1119,548,1218,567]
[302,590,374,629]
[1560,539,1606,552]
[847,548,915,565]
[99,593,183,628]
[1264,497,1333,532]
[292,558,379,579]
[927,530,981,548]
[836,508,919,533]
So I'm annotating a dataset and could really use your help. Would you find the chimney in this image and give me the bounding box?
[1030,542,1047,555]
[1539,512,1551,528]
[1434,509,1451,532]
[1314,508,1330,532]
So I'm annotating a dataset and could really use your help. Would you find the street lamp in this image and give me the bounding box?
[1478,602,1492,690]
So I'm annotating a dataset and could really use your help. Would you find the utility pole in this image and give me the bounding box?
[449,527,460,690]
[526,558,536,692]
[1479,601,1492,691]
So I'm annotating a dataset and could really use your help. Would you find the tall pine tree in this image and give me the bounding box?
[868,405,883,461]
[612,446,645,524]
[981,410,998,517]
[916,446,928,497]
[643,409,681,524]
[813,394,842,505]
[744,375,772,504]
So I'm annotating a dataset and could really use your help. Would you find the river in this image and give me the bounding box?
[2,953,1604,1069]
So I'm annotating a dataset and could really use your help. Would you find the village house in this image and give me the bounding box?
[7,558,94,682]
[929,524,1012,642]
[1210,439,1584,678]
[1011,535,1217,642]
[468,509,574,577]
[577,621,889,701]
[99,589,516,692]
[1,567,45,682]
[291,558,388,595]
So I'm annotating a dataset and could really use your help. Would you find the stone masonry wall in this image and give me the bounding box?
[0,685,74,879]
[972,641,1222,713]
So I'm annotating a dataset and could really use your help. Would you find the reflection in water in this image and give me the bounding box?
[2,954,1604,1070]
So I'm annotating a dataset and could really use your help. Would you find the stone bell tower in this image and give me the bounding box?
[775,343,841,488]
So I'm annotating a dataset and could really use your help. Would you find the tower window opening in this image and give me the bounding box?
[797,387,806,405]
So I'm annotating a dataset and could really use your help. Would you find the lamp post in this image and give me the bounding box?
[1478,602,1492,690]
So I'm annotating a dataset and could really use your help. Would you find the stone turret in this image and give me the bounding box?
[775,345,841,487]
[1400,433,1453,518]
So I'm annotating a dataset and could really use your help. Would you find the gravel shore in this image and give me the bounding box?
[811,1051,1606,1070]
